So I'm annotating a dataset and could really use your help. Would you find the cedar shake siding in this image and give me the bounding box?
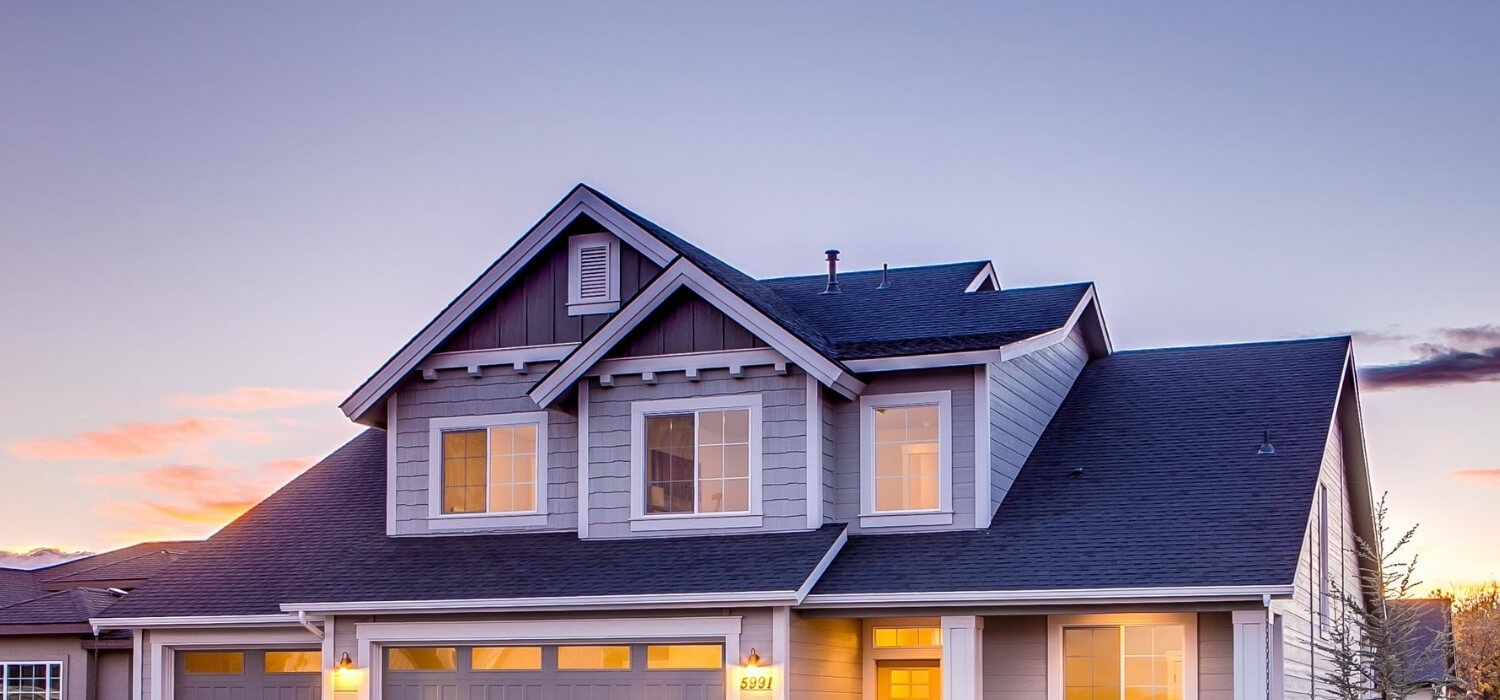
[436,224,662,353]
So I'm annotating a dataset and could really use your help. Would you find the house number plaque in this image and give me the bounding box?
[739,676,773,692]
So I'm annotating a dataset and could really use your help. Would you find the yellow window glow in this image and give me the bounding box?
[471,647,543,671]
[557,646,631,670]
[873,626,941,648]
[182,652,244,674]
[265,651,321,673]
[646,645,723,670]
[386,648,458,671]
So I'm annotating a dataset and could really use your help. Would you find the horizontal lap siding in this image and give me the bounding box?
[790,613,861,700]
[987,326,1089,520]
[1274,419,1359,700]
[983,616,1047,700]
[585,367,809,537]
[393,365,578,535]
[1199,612,1234,700]
[829,368,976,532]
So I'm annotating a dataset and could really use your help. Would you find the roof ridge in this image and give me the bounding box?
[1111,335,1352,356]
[758,260,991,282]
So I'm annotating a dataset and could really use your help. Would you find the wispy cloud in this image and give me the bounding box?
[8,418,244,461]
[86,458,314,532]
[1356,324,1500,391]
[167,387,341,412]
[0,547,92,569]
[1448,469,1500,487]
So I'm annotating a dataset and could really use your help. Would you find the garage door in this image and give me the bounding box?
[175,650,322,700]
[381,643,724,700]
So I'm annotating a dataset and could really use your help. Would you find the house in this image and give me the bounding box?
[91,184,1378,700]
[1392,599,1461,700]
[0,542,199,700]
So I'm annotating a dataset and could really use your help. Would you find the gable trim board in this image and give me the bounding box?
[341,185,678,425]
[416,342,577,376]
[964,262,1000,293]
[799,584,1294,608]
[532,259,865,407]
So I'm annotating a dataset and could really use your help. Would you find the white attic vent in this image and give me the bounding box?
[568,232,620,315]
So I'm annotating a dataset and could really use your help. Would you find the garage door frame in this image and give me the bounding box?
[145,627,328,700]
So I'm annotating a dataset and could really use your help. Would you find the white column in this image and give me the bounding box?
[1232,610,1270,700]
[941,615,984,700]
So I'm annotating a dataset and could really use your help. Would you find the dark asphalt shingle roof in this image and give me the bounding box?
[103,431,847,618]
[814,336,1351,594]
[0,588,121,626]
[0,569,41,608]
[39,542,199,586]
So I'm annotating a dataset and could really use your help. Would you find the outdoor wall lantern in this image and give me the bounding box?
[739,648,773,693]
[332,652,363,693]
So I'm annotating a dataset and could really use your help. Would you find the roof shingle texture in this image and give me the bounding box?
[0,588,121,625]
[104,431,846,618]
[814,337,1350,594]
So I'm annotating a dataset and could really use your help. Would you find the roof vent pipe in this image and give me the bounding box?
[1257,431,1276,456]
[822,249,842,294]
[877,263,891,290]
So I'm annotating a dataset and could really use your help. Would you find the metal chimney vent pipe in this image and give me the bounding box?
[822,249,841,294]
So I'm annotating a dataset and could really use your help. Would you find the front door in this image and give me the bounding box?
[876,660,940,700]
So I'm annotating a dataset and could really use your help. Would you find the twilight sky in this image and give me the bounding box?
[1,2,1496,586]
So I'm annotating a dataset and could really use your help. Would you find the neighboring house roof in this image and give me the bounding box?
[1394,598,1458,685]
[0,588,121,627]
[100,430,849,618]
[0,568,42,608]
[812,336,1352,595]
[37,542,199,588]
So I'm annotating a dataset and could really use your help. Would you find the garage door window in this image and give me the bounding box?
[471,648,543,671]
[646,645,723,670]
[2,662,63,700]
[387,648,457,671]
[556,646,631,670]
[182,653,244,674]
[264,652,321,674]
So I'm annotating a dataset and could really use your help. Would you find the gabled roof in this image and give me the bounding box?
[98,431,849,619]
[0,588,121,627]
[810,336,1353,597]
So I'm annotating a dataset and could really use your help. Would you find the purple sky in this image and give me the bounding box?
[1,2,1496,586]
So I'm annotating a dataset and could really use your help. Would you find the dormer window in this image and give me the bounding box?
[568,232,620,315]
[859,391,954,527]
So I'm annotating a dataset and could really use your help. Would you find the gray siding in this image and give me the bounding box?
[392,365,577,535]
[1199,612,1234,700]
[585,367,809,538]
[829,367,976,532]
[789,613,861,700]
[98,650,133,700]
[608,290,768,357]
[1274,419,1360,700]
[821,390,838,525]
[986,325,1089,521]
[983,616,1047,700]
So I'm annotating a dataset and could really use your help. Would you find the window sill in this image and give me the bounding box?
[427,513,551,531]
[568,300,620,316]
[858,511,954,528]
[629,513,764,532]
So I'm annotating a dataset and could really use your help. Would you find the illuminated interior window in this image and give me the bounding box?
[440,423,539,515]
[182,652,245,674]
[386,648,458,671]
[471,647,543,671]
[873,627,942,648]
[557,646,631,670]
[264,651,322,673]
[1063,625,1184,700]
[877,663,940,700]
[646,644,724,670]
[644,409,751,515]
[872,404,941,512]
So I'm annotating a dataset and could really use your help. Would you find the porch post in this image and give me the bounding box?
[1232,610,1270,700]
[941,615,984,700]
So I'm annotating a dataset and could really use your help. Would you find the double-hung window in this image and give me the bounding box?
[2,663,63,700]
[860,391,952,527]
[631,395,762,530]
[427,412,549,527]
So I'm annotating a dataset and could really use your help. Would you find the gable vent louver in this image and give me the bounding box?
[577,244,611,300]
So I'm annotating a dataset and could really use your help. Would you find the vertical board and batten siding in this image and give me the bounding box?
[585,367,809,537]
[607,290,769,358]
[982,616,1048,700]
[980,613,1236,700]
[986,325,1089,521]
[437,228,662,353]
[789,613,861,700]
[1198,612,1234,700]
[827,367,976,532]
[1273,419,1360,700]
[391,366,577,535]
[821,391,838,525]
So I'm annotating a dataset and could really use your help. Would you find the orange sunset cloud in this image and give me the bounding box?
[167,387,342,412]
[7,417,243,461]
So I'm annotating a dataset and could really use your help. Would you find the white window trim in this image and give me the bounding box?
[1046,612,1199,700]
[0,662,65,700]
[859,390,953,528]
[426,412,551,529]
[630,394,764,531]
[567,232,620,315]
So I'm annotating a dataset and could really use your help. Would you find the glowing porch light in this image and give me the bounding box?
[332,652,364,693]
